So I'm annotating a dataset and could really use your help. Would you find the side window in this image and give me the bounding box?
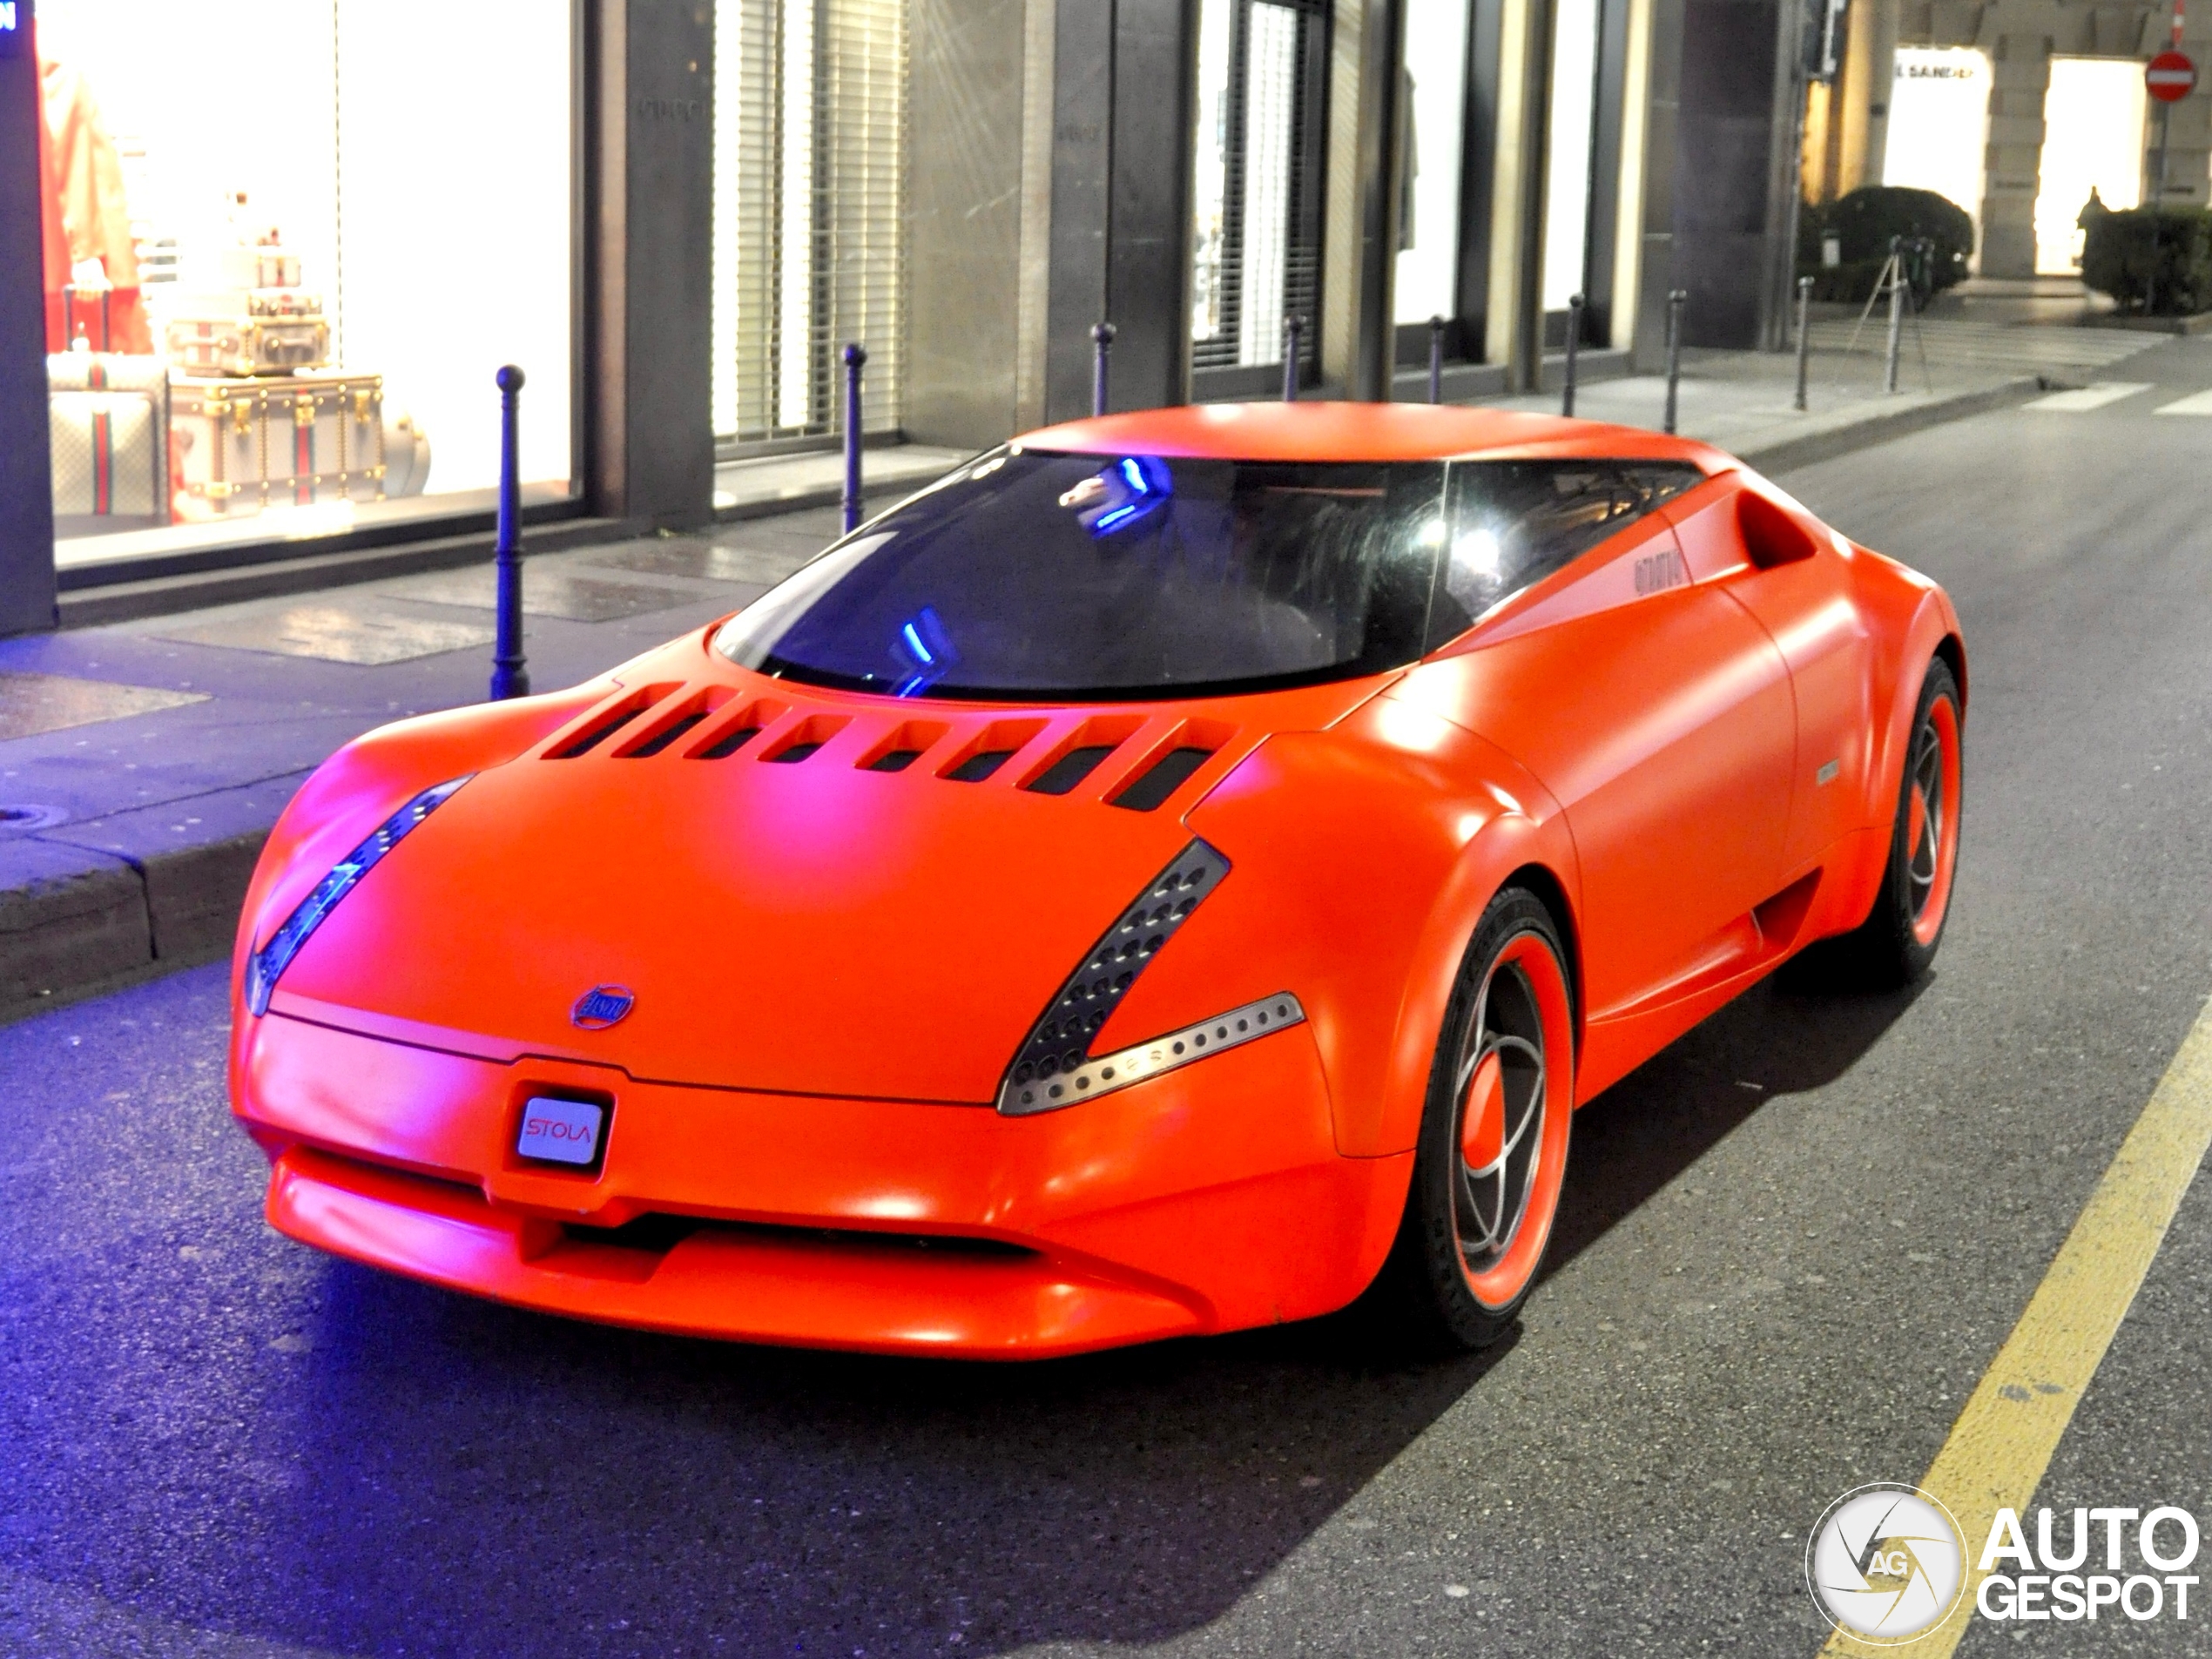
[1428,460,1707,645]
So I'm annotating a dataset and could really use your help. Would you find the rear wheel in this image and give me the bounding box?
[1375,888,1575,1352]
[1842,658,1963,986]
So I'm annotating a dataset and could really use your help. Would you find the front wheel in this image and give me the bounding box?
[1374,888,1576,1352]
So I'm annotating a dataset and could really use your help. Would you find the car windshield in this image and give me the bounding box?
[712,450,1448,700]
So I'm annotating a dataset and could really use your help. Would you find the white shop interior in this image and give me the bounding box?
[35,0,575,568]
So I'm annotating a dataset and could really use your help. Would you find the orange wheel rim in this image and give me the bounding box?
[1451,931,1575,1312]
[1907,694,1961,947]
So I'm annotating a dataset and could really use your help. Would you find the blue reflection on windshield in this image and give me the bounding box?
[1087,455,1173,536]
[893,604,958,697]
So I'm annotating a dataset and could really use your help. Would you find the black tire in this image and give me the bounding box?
[1371,887,1576,1352]
[1839,656,1964,988]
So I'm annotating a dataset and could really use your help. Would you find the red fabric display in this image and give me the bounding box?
[38,52,153,354]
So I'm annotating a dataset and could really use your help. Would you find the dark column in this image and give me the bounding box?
[1042,0,1197,423]
[1669,0,1790,349]
[907,0,1031,450]
[0,3,57,637]
[585,0,714,529]
[1632,0,1686,369]
[1348,0,1407,401]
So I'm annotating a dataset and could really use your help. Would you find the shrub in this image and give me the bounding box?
[2080,207,2212,315]
[1797,186,1974,304]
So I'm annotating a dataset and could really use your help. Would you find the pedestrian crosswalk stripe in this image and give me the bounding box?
[2153,388,2212,415]
[2022,382,2153,412]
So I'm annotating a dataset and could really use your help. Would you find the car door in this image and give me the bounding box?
[1669,475,1877,873]
[1405,460,1799,1024]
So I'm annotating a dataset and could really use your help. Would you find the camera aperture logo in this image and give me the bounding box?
[1806,1484,1967,1643]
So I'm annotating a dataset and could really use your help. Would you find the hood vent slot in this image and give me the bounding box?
[1025,745,1116,796]
[948,747,1016,782]
[550,685,681,759]
[1111,745,1215,812]
[867,747,924,772]
[697,723,763,759]
[624,711,710,758]
[763,714,848,764]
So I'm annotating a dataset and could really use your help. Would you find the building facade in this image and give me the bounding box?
[3,0,2064,640]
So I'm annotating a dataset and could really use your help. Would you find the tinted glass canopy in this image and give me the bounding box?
[713,448,1708,700]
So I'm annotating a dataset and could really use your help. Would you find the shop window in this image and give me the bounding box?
[1393,0,1473,329]
[1539,0,1602,327]
[2033,57,2145,276]
[1883,48,1992,266]
[36,1,576,563]
[1190,0,1330,396]
[711,0,907,450]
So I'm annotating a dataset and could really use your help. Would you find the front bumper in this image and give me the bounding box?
[233,1009,1409,1359]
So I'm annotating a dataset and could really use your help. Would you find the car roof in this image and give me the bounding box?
[1016,401,1732,469]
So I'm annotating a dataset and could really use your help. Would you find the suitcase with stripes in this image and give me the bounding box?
[170,372,388,519]
[48,354,170,535]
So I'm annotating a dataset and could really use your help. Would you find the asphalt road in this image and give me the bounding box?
[7,347,2212,1657]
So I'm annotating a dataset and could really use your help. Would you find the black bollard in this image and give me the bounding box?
[1563,293,1585,417]
[489,365,528,702]
[1428,314,1446,405]
[1091,321,1116,417]
[1282,315,1304,402]
[1794,275,1814,412]
[841,342,867,534]
[1662,290,1687,435]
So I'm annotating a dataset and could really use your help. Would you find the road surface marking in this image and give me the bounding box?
[1818,988,2212,1657]
[2153,388,2212,415]
[2022,382,2153,412]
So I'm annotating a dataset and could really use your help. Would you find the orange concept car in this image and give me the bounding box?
[229,402,1965,1359]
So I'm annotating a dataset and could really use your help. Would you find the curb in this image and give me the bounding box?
[1737,375,2044,475]
[1,831,261,1024]
[0,772,309,1027]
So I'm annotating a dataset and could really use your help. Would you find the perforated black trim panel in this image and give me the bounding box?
[1002,840,1231,1092]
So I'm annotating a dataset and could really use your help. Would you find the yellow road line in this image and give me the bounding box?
[1819,992,2212,1658]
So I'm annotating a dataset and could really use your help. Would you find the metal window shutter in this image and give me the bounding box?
[713,0,907,448]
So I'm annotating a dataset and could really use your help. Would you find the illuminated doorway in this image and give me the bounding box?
[1883,48,1992,262]
[2033,57,2146,274]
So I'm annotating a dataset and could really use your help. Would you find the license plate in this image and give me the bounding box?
[516,1096,606,1169]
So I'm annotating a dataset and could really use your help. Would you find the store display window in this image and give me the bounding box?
[33,1,576,568]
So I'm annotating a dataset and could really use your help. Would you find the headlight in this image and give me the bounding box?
[996,840,1305,1114]
[245,776,471,1015]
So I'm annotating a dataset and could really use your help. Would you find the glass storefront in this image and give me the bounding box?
[1393,0,1472,328]
[1883,49,1993,266]
[1539,0,1602,327]
[36,0,575,568]
[711,0,907,451]
[1190,0,1331,395]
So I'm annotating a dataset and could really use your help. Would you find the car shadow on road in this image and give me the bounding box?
[249,1268,1513,1657]
[1545,962,1931,1277]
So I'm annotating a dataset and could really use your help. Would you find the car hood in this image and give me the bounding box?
[265,672,1383,1103]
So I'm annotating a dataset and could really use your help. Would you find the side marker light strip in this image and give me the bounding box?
[245,776,471,1016]
[997,993,1306,1116]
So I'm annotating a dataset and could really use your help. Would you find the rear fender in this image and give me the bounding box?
[1827,554,1966,933]
[1175,694,1578,1160]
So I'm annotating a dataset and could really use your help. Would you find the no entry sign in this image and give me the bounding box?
[2148,50,2197,102]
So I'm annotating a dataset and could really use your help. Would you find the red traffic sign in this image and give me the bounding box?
[2148,50,2197,102]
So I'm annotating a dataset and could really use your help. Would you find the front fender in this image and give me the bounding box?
[1170,693,1580,1161]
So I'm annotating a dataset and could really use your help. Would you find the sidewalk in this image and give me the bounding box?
[1491,315,2164,474]
[0,325,2161,1020]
